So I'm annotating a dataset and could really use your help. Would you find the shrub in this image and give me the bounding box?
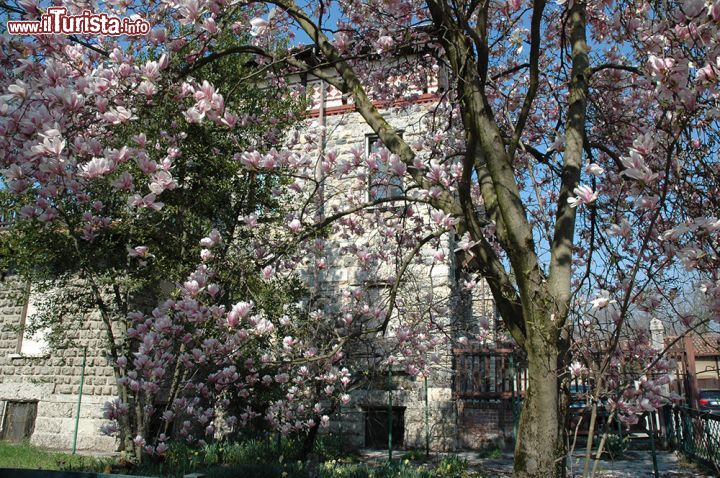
[401,449,428,462]
[314,433,355,462]
[603,434,629,460]
[434,455,475,478]
[476,444,503,459]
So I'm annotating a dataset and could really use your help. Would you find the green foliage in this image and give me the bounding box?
[320,460,433,478]
[434,455,474,478]
[217,437,281,465]
[314,433,356,462]
[401,449,428,462]
[603,433,629,460]
[475,444,503,459]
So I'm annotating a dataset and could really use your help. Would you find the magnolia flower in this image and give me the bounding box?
[608,218,631,238]
[156,442,169,456]
[112,171,134,191]
[585,163,605,176]
[621,150,658,183]
[567,185,598,208]
[261,265,275,280]
[149,170,177,194]
[647,55,674,77]
[249,17,268,36]
[375,35,394,53]
[7,80,27,98]
[255,318,274,335]
[568,361,586,379]
[320,415,330,428]
[129,193,164,211]
[128,246,151,259]
[227,301,253,327]
[80,157,113,179]
[288,218,302,232]
[137,81,157,97]
[200,229,222,248]
[589,290,615,310]
[455,232,479,253]
[282,336,296,350]
[103,106,134,124]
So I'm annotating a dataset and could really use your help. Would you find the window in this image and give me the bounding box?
[16,286,49,357]
[367,134,404,201]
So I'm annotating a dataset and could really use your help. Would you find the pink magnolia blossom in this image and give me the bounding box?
[567,185,598,208]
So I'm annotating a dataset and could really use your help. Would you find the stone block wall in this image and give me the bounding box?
[456,399,515,449]
[0,276,118,451]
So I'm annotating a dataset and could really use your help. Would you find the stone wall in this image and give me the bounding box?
[0,276,118,451]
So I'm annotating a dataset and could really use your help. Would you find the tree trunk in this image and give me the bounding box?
[513,329,568,478]
[300,422,319,460]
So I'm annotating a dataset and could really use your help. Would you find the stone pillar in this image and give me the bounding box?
[649,318,664,352]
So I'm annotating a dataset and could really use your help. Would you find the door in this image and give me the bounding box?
[364,406,405,449]
[1,401,37,441]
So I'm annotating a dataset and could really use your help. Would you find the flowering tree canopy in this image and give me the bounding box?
[2,0,720,476]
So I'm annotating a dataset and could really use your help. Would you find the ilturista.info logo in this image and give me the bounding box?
[7,7,150,36]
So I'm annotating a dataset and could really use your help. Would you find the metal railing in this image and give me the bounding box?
[453,346,527,399]
[665,406,720,473]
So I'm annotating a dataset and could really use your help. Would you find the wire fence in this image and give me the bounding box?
[665,406,720,474]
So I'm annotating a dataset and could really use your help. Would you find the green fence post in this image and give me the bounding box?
[72,346,87,454]
[424,375,430,457]
[509,354,518,442]
[338,403,343,451]
[387,367,393,462]
[648,411,659,478]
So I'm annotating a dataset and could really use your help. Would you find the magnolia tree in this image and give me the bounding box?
[0,0,450,463]
[0,5,357,461]
[2,0,720,477]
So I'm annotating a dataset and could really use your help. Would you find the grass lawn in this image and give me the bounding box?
[0,441,114,472]
[0,440,483,477]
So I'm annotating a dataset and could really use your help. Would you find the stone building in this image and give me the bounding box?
[0,276,117,451]
[0,66,520,453]
[296,73,521,451]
